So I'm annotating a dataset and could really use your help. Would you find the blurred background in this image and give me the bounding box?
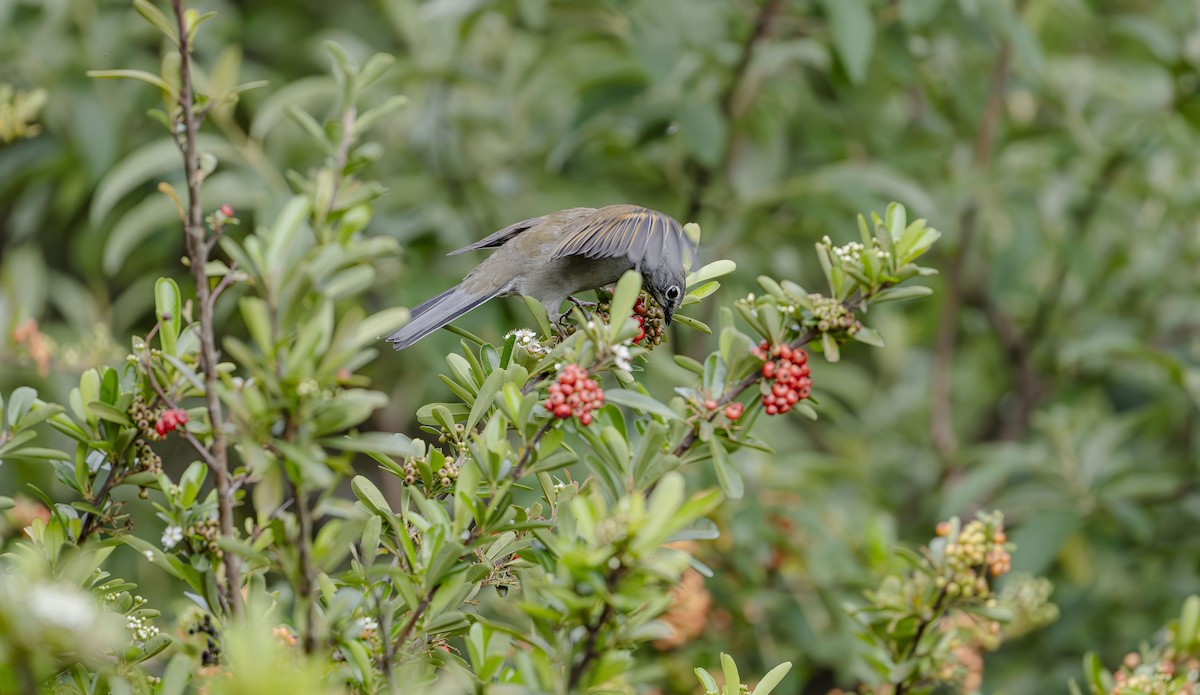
[3,0,1200,691]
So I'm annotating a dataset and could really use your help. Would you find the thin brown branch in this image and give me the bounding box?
[171,0,243,617]
[290,478,319,653]
[683,0,785,221]
[566,565,625,690]
[894,587,949,695]
[393,593,434,649]
[208,264,240,312]
[929,41,1011,467]
[511,418,555,481]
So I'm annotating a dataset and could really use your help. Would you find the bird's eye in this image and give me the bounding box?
[666,285,681,301]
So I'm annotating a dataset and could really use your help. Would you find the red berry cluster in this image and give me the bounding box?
[544,364,604,426]
[752,340,812,415]
[156,408,189,436]
[633,297,648,343]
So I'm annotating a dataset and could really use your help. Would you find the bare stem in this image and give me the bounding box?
[929,41,1011,467]
[683,0,785,221]
[171,0,243,617]
[894,587,949,695]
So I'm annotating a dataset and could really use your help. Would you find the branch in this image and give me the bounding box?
[894,587,949,695]
[683,0,785,221]
[929,41,1011,466]
[511,418,555,481]
[171,0,243,617]
[566,566,624,690]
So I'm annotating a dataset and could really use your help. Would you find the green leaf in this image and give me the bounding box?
[351,475,393,516]
[154,277,182,355]
[818,0,875,84]
[87,70,176,98]
[609,271,642,343]
[678,99,727,168]
[721,653,742,695]
[133,0,180,44]
[821,332,840,363]
[603,388,681,422]
[871,285,933,304]
[708,440,743,499]
[5,386,37,429]
[467,369,507,433]
[87,402,132,427]
[752,662,792,695]
[672,313,712,334]
[686,260,737,289]
[1176,596,1200,652]
[852,326,885,347]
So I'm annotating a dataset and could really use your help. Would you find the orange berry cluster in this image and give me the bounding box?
[752,340,812,415]
[545,364,604,426]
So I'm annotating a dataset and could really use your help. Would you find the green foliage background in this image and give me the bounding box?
[2,0,1199,691]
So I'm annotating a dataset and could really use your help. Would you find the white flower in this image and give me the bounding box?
[161,525,183,549]
[127,614,160,643]
[505,328,549,356]
[30,584,96,631]
[356,617,379,634]
[143,550,154,561]
[612,344,632,372]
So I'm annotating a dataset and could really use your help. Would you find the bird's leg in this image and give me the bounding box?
[567,295,597,314]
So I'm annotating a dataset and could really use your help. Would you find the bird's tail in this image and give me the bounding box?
[387,284,500,350]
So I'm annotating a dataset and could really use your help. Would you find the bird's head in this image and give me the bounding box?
[642,264,686,325]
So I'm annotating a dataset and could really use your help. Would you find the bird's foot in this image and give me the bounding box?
[567,296,597,313]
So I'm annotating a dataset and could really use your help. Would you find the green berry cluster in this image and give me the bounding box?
[933,513,1012,599]
[181,518,222,558]
[807,293,863,335]
[128,393,164,473]
[396,455,459,491]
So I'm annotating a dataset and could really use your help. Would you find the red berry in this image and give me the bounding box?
[703,399,719,411]
[219,204,234,217]
[579,412,593,426]
[634,300,648,316]
[762,362,775,378]
[554,403,572,418]
[798,384,811,399]
[560,383,574,396]
[786,390,799,404]
[765,404,779,415]
[772,382,788,398]
[779,345,793,361]
[725,403,744,420]
[797,364,810,378]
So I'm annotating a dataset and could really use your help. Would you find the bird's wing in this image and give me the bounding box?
[446,216,547,256]
[552,205,695,268]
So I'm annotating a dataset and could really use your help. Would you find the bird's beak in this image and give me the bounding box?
[663,306,674,325]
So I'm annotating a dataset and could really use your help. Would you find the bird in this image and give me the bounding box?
[386,204,696,350]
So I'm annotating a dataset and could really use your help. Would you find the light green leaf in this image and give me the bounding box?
[603,389,681,422]
[819,0,875,83]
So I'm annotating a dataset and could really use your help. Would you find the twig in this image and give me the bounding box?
[376,588,398,694]
[894,587,949,695]
[393,593,434,649]
[170,0,243,617]
[290,478,319,653]
[683,0,785,222]
[207,263,240,310]
[511,418,555,481]
[326,106,357,222]
[566,565,625,690]
[929,41,1011,466]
